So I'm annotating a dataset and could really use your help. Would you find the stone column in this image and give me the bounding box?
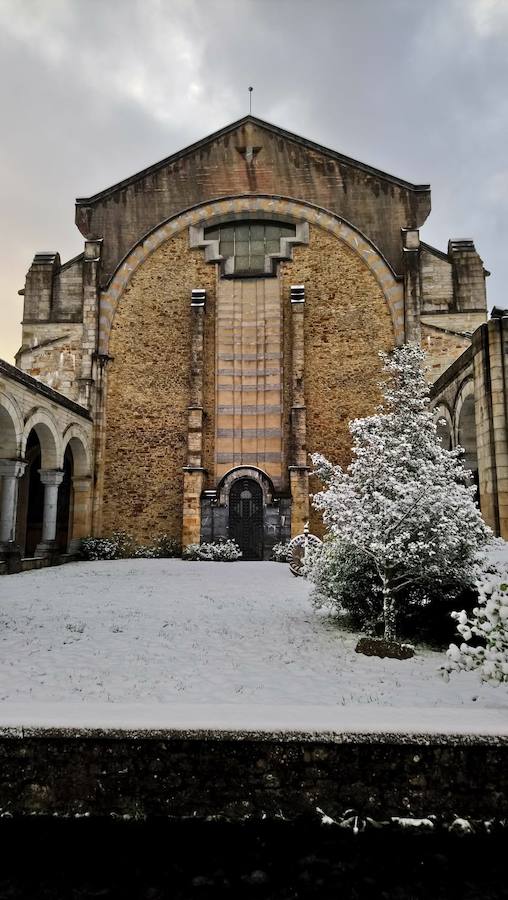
[68,476,93,554]
[289,284,309,536]
[0,460,26,546]
[36,469,65,557]
[78,239,102,410]
[182,289,207,547]
[401,228,421,343]
[182,467,206,547]
[473,317,508,537]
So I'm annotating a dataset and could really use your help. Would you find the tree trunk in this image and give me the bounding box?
[381,572,396,640]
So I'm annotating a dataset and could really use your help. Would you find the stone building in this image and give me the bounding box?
[0,115,499,563]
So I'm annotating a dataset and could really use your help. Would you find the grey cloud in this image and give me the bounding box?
[0,0,506,360]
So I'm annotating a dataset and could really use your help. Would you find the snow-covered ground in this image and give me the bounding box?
[0,559,507,733]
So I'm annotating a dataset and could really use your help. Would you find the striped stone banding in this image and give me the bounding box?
[217,428,282,438]
[218,405,281,414]
[216,452,282,464]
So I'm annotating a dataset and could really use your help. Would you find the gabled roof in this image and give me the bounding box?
[76,115,430,206]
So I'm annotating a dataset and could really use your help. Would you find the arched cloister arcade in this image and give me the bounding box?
[0,374,93,568]
[432,378,480,502]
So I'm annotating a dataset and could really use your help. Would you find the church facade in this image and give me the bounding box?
[1,116,500,564]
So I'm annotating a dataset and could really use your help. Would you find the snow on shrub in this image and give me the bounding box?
[271,542,290,563]
[80,531,135,561]
[308,344,492,640]
[134,534,181,558]
[81,532,180,561]
[182,539,242,561]
[442,567,508,685]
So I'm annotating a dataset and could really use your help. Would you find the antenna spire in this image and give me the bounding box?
[248,86,253,115]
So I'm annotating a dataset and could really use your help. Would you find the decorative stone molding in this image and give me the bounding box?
[189,219,309,276]
[98,195,405,354]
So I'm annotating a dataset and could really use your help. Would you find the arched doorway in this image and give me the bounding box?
[229,478,264,560]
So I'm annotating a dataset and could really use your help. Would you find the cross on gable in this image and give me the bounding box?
[236,146,262,164]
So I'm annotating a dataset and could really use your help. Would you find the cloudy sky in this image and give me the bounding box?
[0,0,507,362]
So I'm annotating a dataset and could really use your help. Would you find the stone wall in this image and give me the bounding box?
[0,729,506,822]
[100,222,395,543]
[15,323,85,402]
[101,232,216,543]
[422,323,472,381]
[420,245,454,312]
[75,118,431,283]
[281,225,394,533]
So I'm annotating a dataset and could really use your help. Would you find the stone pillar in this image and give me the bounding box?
[289,284,309,536]
[0,460,26,547]
[68,476,93,554]
[78,239,102,410]
[182,290,207,547]
[402,228,421,343]
[182,468,206,547]
[36,469,65,557]
[289,467,309,538]
[449,239,487,313]
[473,317,508,537]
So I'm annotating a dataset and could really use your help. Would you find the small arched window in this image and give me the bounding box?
[204,220,296,276]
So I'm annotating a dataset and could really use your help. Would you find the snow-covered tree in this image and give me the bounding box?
[309,345,492,640]
[443,567,508,684]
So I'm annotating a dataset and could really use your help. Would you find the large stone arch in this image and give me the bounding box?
[217,465,276,507]
[22,409,62,470]
[453,379,478,477]
[62,424,93,476]
[98,195,405,354]
[0,392,24,459]
[62,424,93,550]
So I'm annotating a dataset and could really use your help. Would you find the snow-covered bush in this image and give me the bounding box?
[80,531,135,561]
[308,345,492,640]
[271,542,290,563]
[152,534,181,558]
[306,537,381,628]
[442,567,508,684]
[133,545,159,559]
[182,539,242,561]
[134,534,180,558]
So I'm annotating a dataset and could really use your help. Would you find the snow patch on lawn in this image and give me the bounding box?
[0,560,506,726]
